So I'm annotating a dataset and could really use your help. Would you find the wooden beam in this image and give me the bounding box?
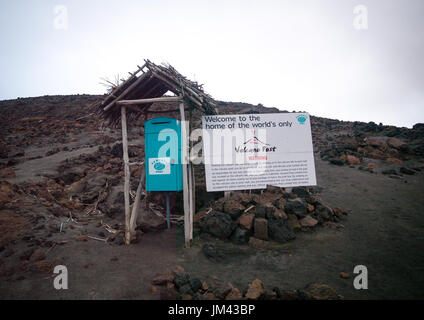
[180,101,191,248]
[103,71,152,112]
[121,106,131,245]
[117,96,183,106]
[151,71,203,107]
[103,62,147,108]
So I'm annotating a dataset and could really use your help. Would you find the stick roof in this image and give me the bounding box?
[96,59,217,125]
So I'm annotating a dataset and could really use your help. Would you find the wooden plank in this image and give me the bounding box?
[116,96,183,105]
[121,106,131,245]
[129,162,145,236]
[179,101,191,247]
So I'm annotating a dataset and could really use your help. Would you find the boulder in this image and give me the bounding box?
[174,272,190,289]
[80,173,108,203]
[400,167,415,175]
[254,203,275,219]
[199,211,236,239]
[285,198,308,218]
[137,201,167,232]
[315,203,334,222]
[245,279,265,300]
[299,215,318,227]
[152,270,176,285]
[231,227,250,244]
[230,192,254,206]
[292,187,309,197]
[387,138,407,150]
[274,198,287,210]
[303,283,343,300]
[223,199,245,220]
[237,213,255,230]
[111,143,123,158]
[273,209,288,220]
[225,287,243,300]
[254,218,268,240]
[97,184,124,218]
[268,219,296,242]
[346,155,360,165]
[189,277,202,292]
[287,214,301,231]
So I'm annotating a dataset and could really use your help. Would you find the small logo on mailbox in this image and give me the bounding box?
[149,158,171,175]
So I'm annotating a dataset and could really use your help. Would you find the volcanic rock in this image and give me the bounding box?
[231,227,250,244]
[225,287,243,300]
[237,213,255,230]
[245,279,265,300]
[223,199,245,220]
[285,198,308,218]
[254,218,268,240]
[268,219,296,242]
[299,215,318,227]
[199,211,236,239]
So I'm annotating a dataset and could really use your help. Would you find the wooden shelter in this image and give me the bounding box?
[96,59,216,247]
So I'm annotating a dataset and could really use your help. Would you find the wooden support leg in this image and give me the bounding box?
[179,102,191,247]
[188,163,194,240]
[188,110,195,240]
[129,163,145,237]
[121,106,131,245]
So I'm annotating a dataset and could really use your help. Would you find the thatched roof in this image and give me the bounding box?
[96,59,217,125]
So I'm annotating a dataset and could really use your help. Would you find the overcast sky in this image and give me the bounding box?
[0,0,423,128]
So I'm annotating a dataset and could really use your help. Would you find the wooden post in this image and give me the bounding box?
[188,110,195,240]
[121,106,131,245]
[179,101,191,247]
[129,162,145,237]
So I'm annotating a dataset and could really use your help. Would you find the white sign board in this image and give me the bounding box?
[202,113,316,192]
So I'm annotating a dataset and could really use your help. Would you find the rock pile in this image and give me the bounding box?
[314,118,424,175]
[151,269,343,300]
[195,186,348,246]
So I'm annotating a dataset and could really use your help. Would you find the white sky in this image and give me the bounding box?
[0,0,423,128]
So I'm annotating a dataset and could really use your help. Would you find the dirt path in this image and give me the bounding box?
[177,159,424,299]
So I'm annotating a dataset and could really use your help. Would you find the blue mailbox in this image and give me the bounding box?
[145,117,183,192]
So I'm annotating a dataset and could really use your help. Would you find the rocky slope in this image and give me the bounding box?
[0,95,423,300]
